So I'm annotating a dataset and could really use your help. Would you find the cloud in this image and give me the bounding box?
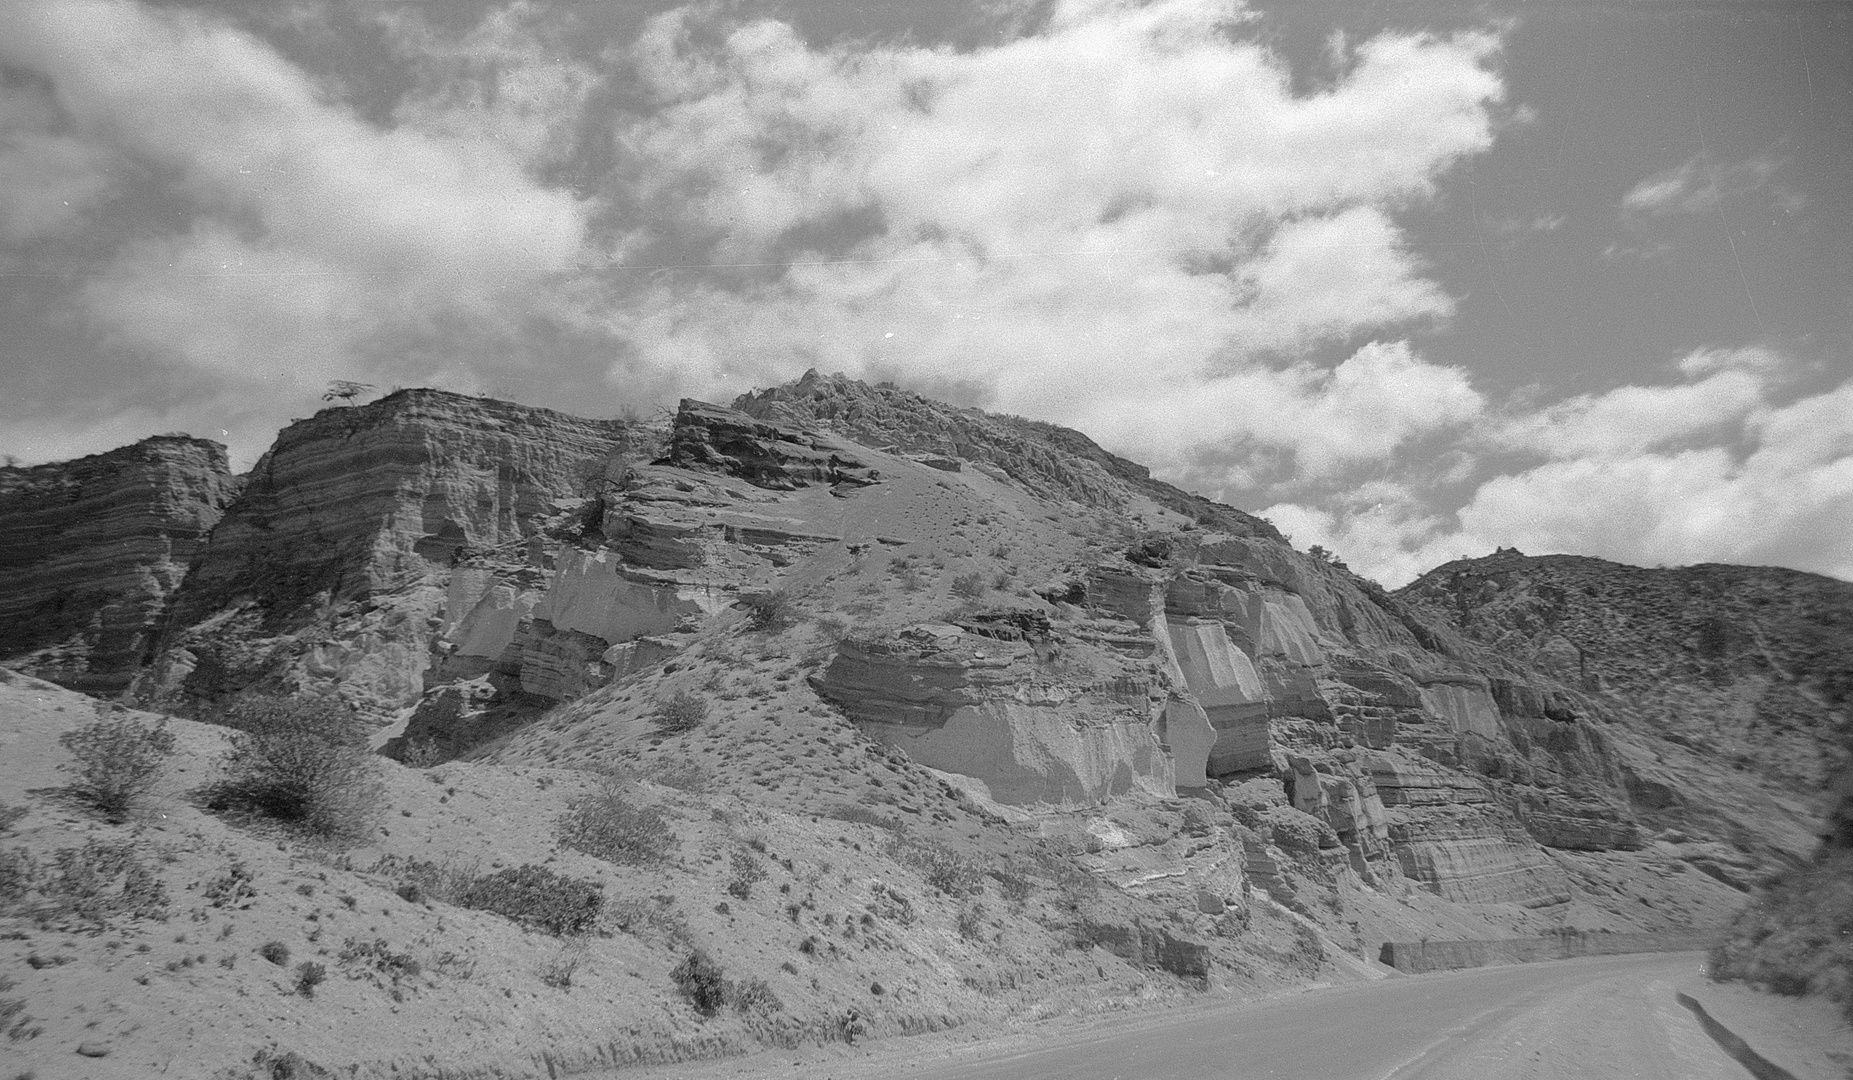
[0,0,594,462]
[1297,351,1853,588]
[590,0,1505,482]
[1621,152,1803,219]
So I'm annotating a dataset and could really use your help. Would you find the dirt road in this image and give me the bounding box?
[637,952,1772,1080]
[893,953,1740,1080]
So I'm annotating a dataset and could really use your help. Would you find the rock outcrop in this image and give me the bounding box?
[0,436,239,693]
[134,390,631,714]
[1398,550,1851,866]
[737,369,1280,538]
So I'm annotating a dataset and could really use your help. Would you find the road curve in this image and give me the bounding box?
[889,953,1741,1080]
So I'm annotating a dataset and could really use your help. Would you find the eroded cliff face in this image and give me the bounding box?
[1398,550,1852,866]
[0,436,239,693]
[7,378,1820,951]
[134,390,631,715]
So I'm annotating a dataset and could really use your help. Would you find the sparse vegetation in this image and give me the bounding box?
[653,691,709,735]
[556,778,677,866]
[259,941,290,966]
[1709,849,1853,1019]
[950,572,988,600]
[537,937,589,989]
[668,948,782,1020]
[888,836,985,897]
[727,849,765,900]
[670,948,729,1017]
[205,695,385,842]
[293,960,326,997]
[738,589,793,630]
[0,803,27,835]
[370,855,478,907]
[58,705,175,818]
[1,975,39,1042]
[0,839,168,927]
[459,864,603,937]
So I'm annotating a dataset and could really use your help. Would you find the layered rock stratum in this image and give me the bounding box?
[132,389,635,716]
[0,435,238,693]
[1,372,1844,1075]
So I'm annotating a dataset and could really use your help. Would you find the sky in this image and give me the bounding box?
[1,0,1848,587]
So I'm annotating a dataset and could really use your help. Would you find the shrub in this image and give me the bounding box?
[0,849,32,908]
[204,862,258,909]
[956,902,987,941]
[950,572,988,601]
[727,850,765,900]
[58,707,175,818]
[889,838,985,897]
[31,840,167,926]
[538,939,587,989]
[0,803,27,835]
[259,941,290,966]
[206,696,384,842]
[337,937,421,992]
[293,961,326,998]
[369,855,477,907]
[670,949,729,1017]
[987,869,1032,905]
[654,691,708,735]
[730,976,782,1017]
[557,780,677,866]
[459,864,603,937]
[738,590,793,631]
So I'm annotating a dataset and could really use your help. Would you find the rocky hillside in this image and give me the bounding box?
[1399,551,1849,869]
[0,435,239,694]
[1397,550,1853,1018]
[133,388,641,717]
[0,374,1838,1076]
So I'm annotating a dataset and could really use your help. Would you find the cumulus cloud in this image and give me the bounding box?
[590,0,1505,483]
[1300,351,1853,587]
[0,0,594,461]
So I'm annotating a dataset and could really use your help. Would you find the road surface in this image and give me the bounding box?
[893,952,1739,1080]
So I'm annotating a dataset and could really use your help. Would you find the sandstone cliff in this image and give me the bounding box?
[1400,550,1853,1014]
[134,389,634,715]
[1399,550,1850,867]
[0,436,238,694]
[6,378,1814,966]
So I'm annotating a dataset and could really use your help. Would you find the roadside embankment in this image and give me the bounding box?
[1378,929,1722,973]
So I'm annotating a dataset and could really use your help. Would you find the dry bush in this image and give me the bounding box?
[293,961,326,998]
[459,864,603,936]
[0,803,25,835]
[557,778,678,866]
[3,839,168,927]
[205,695,384,842]
[950,572,988,601]
[369,854,478,906]
[58,706,175,818]
[739,590,793,630]
[888,837,986,897]
[671,949,729,1017]
[654,691,709,734]
[538,936,589,989]
[726,849,765,900]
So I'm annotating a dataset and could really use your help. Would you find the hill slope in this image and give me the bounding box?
[0,376,1837,1075]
